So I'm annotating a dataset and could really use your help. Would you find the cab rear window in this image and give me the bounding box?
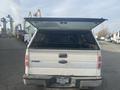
[29,30,100,50]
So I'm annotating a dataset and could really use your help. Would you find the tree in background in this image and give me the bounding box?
[97,26,110,38]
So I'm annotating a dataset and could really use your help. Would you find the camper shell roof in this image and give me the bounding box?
[24,17,106,30]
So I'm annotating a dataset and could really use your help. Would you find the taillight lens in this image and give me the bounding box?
[25,55,29,75]
[25,49,29,75]
[97,55,102,69]
[25,55,29,67]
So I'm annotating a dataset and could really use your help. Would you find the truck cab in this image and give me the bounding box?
[23,17,106,89]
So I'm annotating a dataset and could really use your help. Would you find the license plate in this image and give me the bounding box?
[56,77,70,85]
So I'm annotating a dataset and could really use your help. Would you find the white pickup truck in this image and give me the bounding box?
[23,17,106,89]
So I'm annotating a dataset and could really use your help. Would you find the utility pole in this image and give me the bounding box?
[7,15,14,35]
[1,17,7,35]
[28,11,32,17]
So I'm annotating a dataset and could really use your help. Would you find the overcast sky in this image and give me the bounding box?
[0,0,120,32]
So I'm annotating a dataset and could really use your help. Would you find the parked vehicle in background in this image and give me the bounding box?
[16,30,27,41]
[111,31,120,44]
[15,24,32,44]
[100,37,105,41]
[23,17,106,89]
[24,34,30,44]
[105,38,112,42]
[105,35,112,42]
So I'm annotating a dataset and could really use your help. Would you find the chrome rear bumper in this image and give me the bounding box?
[23,74,102,88]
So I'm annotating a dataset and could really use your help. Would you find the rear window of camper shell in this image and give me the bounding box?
[29,30,100,50]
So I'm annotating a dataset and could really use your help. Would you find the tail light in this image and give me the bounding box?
[97,55,102,69]
[25,49,29,75]
[25,55,29,67]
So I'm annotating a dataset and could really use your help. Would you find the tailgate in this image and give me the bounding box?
[28,49,100,76]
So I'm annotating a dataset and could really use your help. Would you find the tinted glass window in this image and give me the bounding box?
[29,30,99,50]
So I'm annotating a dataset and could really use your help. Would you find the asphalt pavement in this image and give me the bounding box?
[0,38,120,90]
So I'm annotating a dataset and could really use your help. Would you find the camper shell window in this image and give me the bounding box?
[29,30,100,50]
